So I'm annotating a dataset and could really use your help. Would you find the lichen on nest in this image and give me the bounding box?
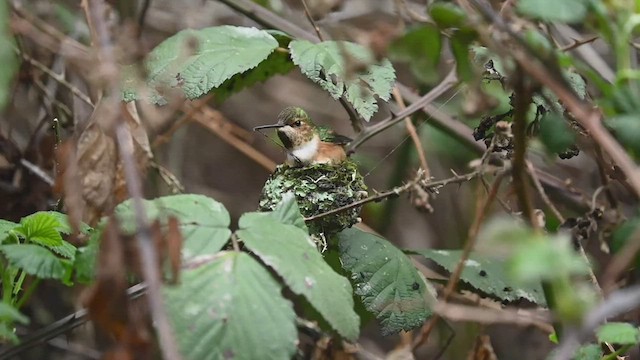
[259,160,368,235]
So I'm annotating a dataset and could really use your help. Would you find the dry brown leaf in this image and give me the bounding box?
[76,99,117,225]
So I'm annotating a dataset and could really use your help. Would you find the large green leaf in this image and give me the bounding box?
[163,251,297,360]
[412,249,546,305]
[0,244,66,279]
[126,26,279,103]
[337,228,432,335]
[212,30,294,102]
[289,39,395,121]
[0,0,16,109]
[517,0,588,24]
[238,211,360,341]
[115,194,231,261]
[596,322,640,345]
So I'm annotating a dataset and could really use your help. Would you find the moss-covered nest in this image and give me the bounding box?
[259,160,368,235]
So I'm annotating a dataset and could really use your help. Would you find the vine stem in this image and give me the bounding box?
[413,172,505,350]
[304,169,486,222]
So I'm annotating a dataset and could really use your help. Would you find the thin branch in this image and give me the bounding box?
[348,69,459,151]
[16,48,94,108]
[392,86,431,178]
[413,172,505,350]
[188,104,277,172]
[0,284,147,358]
[305,169,486,222]
[299,0,324,40]
[433,302,553,331]
[559,35,599,52]
[526,162,564,222]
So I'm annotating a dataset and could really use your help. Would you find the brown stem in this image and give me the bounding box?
[392,86,431,178]
[304,170,485,222]
[413,173,505,350]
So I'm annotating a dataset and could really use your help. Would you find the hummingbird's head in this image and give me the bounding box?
[253,107,318,149]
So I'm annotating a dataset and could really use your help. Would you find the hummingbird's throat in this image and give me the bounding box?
[288,135,320,164]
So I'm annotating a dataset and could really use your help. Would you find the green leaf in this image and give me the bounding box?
[573,344,603,360]
[596,322,640,345]
[15,212,63,248]
[429,3,467,28]
[74,230,100,283]
[0,219,18,243]
[115,194,231,262]
[268,192,308,232]
[44,211,92,235]
[508,234,590,283]
[450,29,478,82]
[289,39,395,121]
[0,0,17,109]
[0,302,29,324]
[238,213,360,340]
[130,26,279,104]
[389,25,442,84]
[163,251,297,360]
[517,0,588,24]
[412,249,546,306]
[538,112,576,153]
[0,244,66,279]
[337,228,432,336]
[212,30,294,102]
[608,115,640,156]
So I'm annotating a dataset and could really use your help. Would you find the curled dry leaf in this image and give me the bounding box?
[76,118,117,225]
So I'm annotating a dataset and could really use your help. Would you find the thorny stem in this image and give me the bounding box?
[304,169,486,222]
[413,173,504,350]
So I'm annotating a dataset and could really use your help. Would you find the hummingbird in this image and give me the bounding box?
[254,107,352,167]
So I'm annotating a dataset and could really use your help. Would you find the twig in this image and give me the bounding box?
[526,161,564,223]
[299,0,324,40]
[188,104,277,172]
[392,86,430,178]
[559,35,599,52]
[82,0,181,358]
[413,172,505,350]
[0,284,147,358]
[19,159,54,186]
[433,302,553,331]
[16,48,94,108]
[348,69,459,151]
[602,227,640,293]
[304,169,485,222]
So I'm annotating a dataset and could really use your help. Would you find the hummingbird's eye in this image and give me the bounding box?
[293,120,302,127]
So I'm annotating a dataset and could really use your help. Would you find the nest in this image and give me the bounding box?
[259,161,368,235]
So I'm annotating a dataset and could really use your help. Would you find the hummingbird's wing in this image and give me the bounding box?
[318,126,352,145]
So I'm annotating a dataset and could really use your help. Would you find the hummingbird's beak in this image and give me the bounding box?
[253,124,284,131]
